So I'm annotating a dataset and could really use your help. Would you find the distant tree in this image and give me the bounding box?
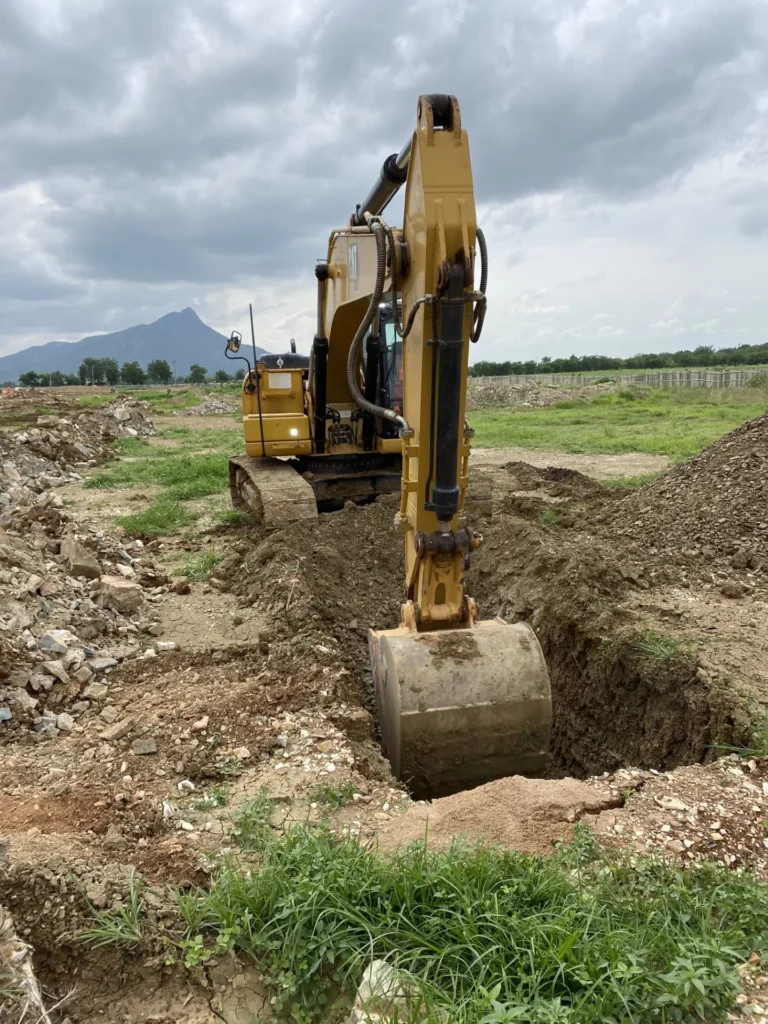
[234,368,246,381]
[102,358,120,385]
[121,361,147,385]
[18,371,40,387]
[49,370,65,387]
[188,364,207,384]
[38,372,51,387]
[214,369,231,383]
[64,373,80,385]
[147,359,173,384]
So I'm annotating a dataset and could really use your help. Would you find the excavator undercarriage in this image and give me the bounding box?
[223,93,551,798]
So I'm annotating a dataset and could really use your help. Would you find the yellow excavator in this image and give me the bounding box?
[224,94,551,797]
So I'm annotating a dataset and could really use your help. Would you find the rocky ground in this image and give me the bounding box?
[1,392,768,1022]
[466,376,617,410]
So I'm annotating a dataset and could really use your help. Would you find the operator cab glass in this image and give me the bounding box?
[364,301,403,437]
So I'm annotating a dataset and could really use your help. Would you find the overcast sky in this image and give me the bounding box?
[2,0,767,364]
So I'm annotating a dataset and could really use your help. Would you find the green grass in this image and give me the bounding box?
[471,388,767,459]
[173,821,768,1023]
[309,782,357,810]
[538,508,563,527]
[87,428,239,487]
[116,500,197,537]
[77,868,146,949]
[633,629,696,661]
[194,786,229,811]
[180,546,224,581]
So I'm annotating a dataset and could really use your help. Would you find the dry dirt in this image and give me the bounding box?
[3,398,768,1022]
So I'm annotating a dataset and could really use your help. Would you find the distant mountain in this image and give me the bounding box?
[0,308,270,382]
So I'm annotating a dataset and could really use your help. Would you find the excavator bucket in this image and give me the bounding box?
[370,619,552,799]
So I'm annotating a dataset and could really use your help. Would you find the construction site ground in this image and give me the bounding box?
[2,388,768,1022]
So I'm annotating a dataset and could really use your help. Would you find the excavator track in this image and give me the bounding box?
[229,455,317,529]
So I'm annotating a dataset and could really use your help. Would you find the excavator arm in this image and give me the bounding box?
[329,95,551,797]
[227,94,552,798]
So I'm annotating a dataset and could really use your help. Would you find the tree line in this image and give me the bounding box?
[468,342,768,377]
[13,357,247,388]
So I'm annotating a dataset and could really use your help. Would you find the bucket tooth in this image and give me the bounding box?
[370,619,552,799]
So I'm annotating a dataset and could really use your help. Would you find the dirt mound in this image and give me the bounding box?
[605,410,768,583]
[227,495,403,664]
[466,377,616,411]
[178,393,239,416]
[377,775,620,854]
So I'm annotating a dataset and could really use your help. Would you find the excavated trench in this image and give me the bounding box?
[230,489,752,788]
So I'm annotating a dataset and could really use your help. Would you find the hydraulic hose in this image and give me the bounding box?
[470,226,487,343]
[346,219,409,432]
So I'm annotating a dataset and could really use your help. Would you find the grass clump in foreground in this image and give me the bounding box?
[175,822,768,1023]
[633,628,697,661]
[180,546,224,581]
[116,500,197,537]
[471,387,768,459]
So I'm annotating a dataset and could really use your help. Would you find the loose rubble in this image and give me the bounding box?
[0,398,168,742]
[176,393,239,416]
[466,377,617,410]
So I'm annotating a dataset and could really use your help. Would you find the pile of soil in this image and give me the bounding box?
[604,410,768,583]
[377,775,620,853]
[466,377,617,411]
[226,495,404,665]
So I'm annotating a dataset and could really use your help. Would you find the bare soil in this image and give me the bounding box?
[3,403,768,1022]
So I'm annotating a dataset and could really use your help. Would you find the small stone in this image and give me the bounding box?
[720,580,746,599]
[101,718,134,741]
[148,624,164,637]
[171,578,191,595]
[179,820,195,832]
[100,705,119,724]
[83,681,109,700]
[56,712,75,733]
[316,739,334,754]
[233,746,251,760]
[99,575,145,614]
[131,737,157,756]
[192,715,209,731]
[653,795,688,812]
[154,641,177,653]
[37,629,79,655]
[88,657,118,672]
[0,707,12,723]
[231,613,244,626]
[41,660,70,684]
[60,537,101,579]
[276,733,289,748]
[116,563,136,578]
[73,665,94,685]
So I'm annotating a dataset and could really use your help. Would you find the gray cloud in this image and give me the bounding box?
[0,0,767,355]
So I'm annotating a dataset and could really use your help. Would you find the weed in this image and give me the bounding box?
[633,628,696,661]
[309,782,357,811]
[714,714,768,758]
[116,500,197,537]
[217,508,249,526]
[194,786,229,811]
[747,372,768,389]
[78,868,146,949]
[176,820,768,1023]
[537,508,562,527]
[181,546,224,581]
[231,789,274,850]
